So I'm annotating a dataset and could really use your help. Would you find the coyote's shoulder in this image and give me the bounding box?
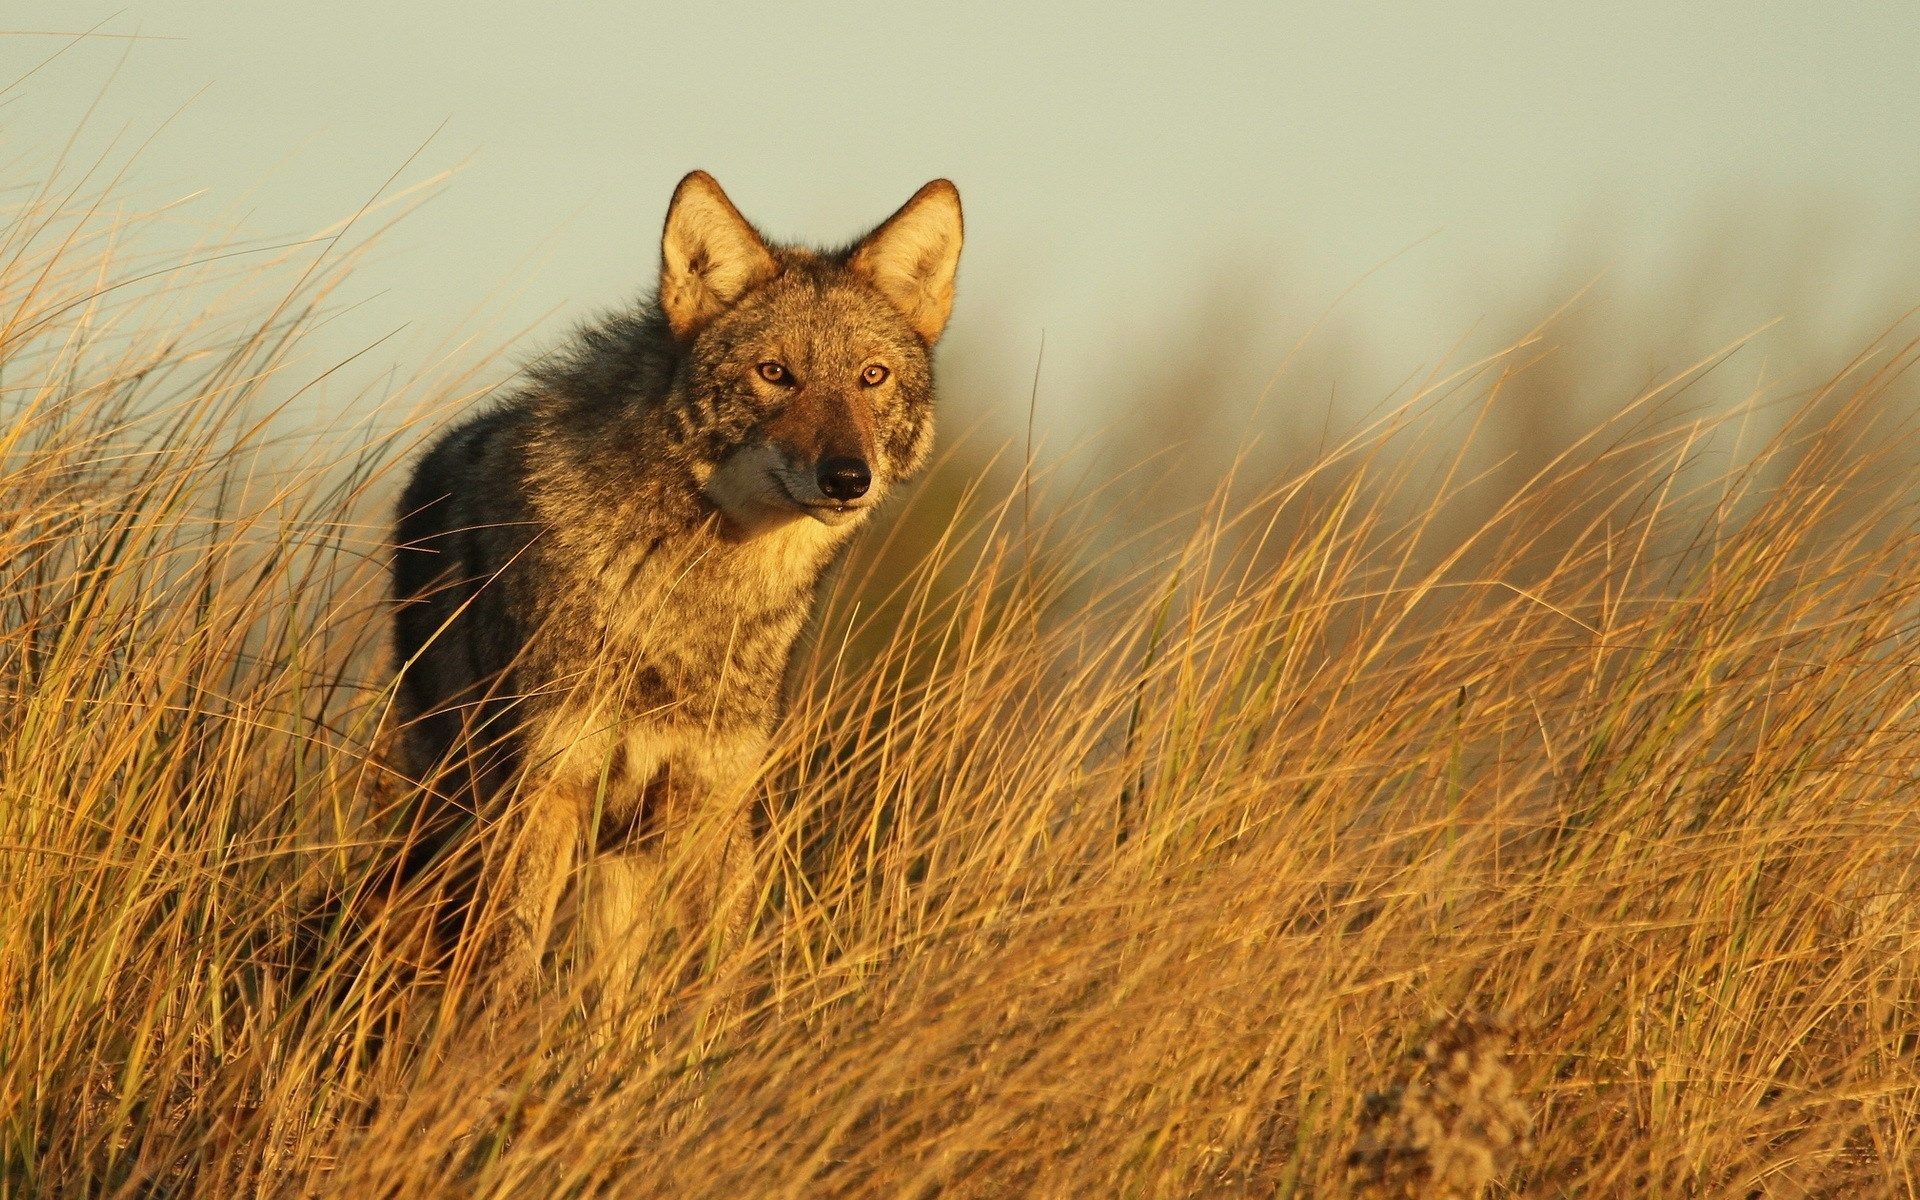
[387,171,963,1008]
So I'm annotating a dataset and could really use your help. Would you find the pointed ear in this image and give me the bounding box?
[848,179,964,344]
[659,171,779,339]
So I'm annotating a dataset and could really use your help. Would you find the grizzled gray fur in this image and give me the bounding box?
[388,171,962,1010]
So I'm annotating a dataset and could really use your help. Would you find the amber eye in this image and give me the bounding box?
[860,364,890,387]
[756,361,789,385]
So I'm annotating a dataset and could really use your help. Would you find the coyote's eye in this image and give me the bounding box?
[860,364,890,387]
[756,361,790,385]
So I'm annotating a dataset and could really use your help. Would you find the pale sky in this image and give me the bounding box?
[8,2,1920,444]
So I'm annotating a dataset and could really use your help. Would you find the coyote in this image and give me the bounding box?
[387,171,962,1010]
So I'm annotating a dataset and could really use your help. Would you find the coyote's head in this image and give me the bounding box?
[657,171,962,539]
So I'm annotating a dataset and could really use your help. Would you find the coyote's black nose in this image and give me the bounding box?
[817,457,871,502]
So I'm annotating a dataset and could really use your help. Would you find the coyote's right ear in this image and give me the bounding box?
[659,171,778,339]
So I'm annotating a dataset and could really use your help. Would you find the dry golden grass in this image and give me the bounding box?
[5,174,1920,1200]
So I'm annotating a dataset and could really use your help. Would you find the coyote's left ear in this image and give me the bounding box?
[849,180,964,344]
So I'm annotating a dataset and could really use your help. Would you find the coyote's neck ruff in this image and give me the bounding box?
[388,172,962,1007]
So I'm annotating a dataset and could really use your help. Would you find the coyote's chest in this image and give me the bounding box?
[577,516,848,731]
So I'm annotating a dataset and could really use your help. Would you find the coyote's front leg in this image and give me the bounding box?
[464,781,581,1014]
[662,734,763,970]
[580,736,762,1030]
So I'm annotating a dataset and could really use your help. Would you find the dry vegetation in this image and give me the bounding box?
[5,168,1920,1200]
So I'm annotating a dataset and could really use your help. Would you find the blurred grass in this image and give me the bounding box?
[5,157,1920,1200]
